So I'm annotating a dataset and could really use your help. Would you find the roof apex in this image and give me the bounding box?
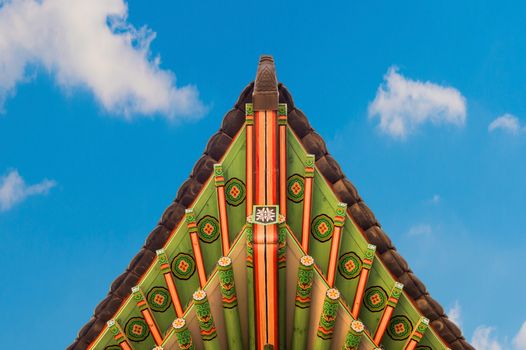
[253,55,278,110]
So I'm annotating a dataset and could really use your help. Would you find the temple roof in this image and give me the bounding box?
[68,57,473,350]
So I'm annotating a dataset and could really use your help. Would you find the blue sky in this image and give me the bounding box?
[0,0,525,349]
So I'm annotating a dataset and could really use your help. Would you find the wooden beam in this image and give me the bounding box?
[373,282,404,345]
[277,217,287,348]
[245,103,254,217]
[217,256,243,350]
[404,317,430,350]
[185,209,207,288]
[351,244,377,318]
[301,154,315,252]
[313,288,341,349]
[291,255,315,350]
[214,163,230,255]
[131,286,163,346]
[172,318,195,350]
[278,103,288,218]
[193,290,221,349]
[252,109,280,348]
[251,54,281,349]
[156,249,184,317]
[245,222,256,349]
[326,202,347,286]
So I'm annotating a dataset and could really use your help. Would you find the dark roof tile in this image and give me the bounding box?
[190,155,217,184]
[220,109,245,138]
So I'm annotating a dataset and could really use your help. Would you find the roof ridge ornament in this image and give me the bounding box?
[253,55,278,110]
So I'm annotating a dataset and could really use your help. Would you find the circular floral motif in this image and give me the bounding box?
[338,252,362,280]
[197,216,220,243]
[311,214,334,242]
[171,253,196,280]
[287,174,305,203]
[125,317,150,342]
[147,286,171,312]
[326,288,341,300]
[363,286,388,312]
[225,178,246,206]
[300,255,314,267]
[193,289,207,301]
[351,320,364,332]
[387,315,413,341]
[218,256,232,267]
[338,252,362,279]
[104,346,121,350]
[172,318,186,329]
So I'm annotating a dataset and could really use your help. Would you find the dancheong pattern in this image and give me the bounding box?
[171,253,196,280]
[224,178,246,206]
[316,289,340,340]
[338,252,362,279]
[245,225,253,268]
[363,286,388,312]
[311,214,334,242]
[295,256,314,308]
[415,347,432,350]
[387,315,413,341]
[287,174,305,203]
[104,346,121,350]
[197,216,221,243]
[173,318,194,350]
[193,290,217,341]
[124,317,150,342]
[253,205,278,224]
[147,286,171,312]
[217,257,238,309]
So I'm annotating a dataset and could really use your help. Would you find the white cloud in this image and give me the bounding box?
[407,224,432,236]
[427,194,441,204]
[447,301,462,329]
[471,326,503,350]
[0,0,205,119]
[368,67,466,139]
[0,169,56,211]
[488,113,524,134]
[513,322,526,350]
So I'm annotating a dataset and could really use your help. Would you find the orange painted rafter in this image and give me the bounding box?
[373,282,404,345]
[327,202,347,286]
[185,209,207,288]
[351,244,377,319]
[301,154,315,252]
[131,286,163,345]
[156,249,184,317]
[214,163,231,255]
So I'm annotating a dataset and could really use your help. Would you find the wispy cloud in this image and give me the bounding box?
[368,67,466,139]
[472,326,503,350]
[488,113,525,135]
[0,0,205,119]
[0,169,56,211]
[514,322,526,350]
[407,224,432,237]
[427,194,441,205]
[447,301,462,329]
[470,323,526,350]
